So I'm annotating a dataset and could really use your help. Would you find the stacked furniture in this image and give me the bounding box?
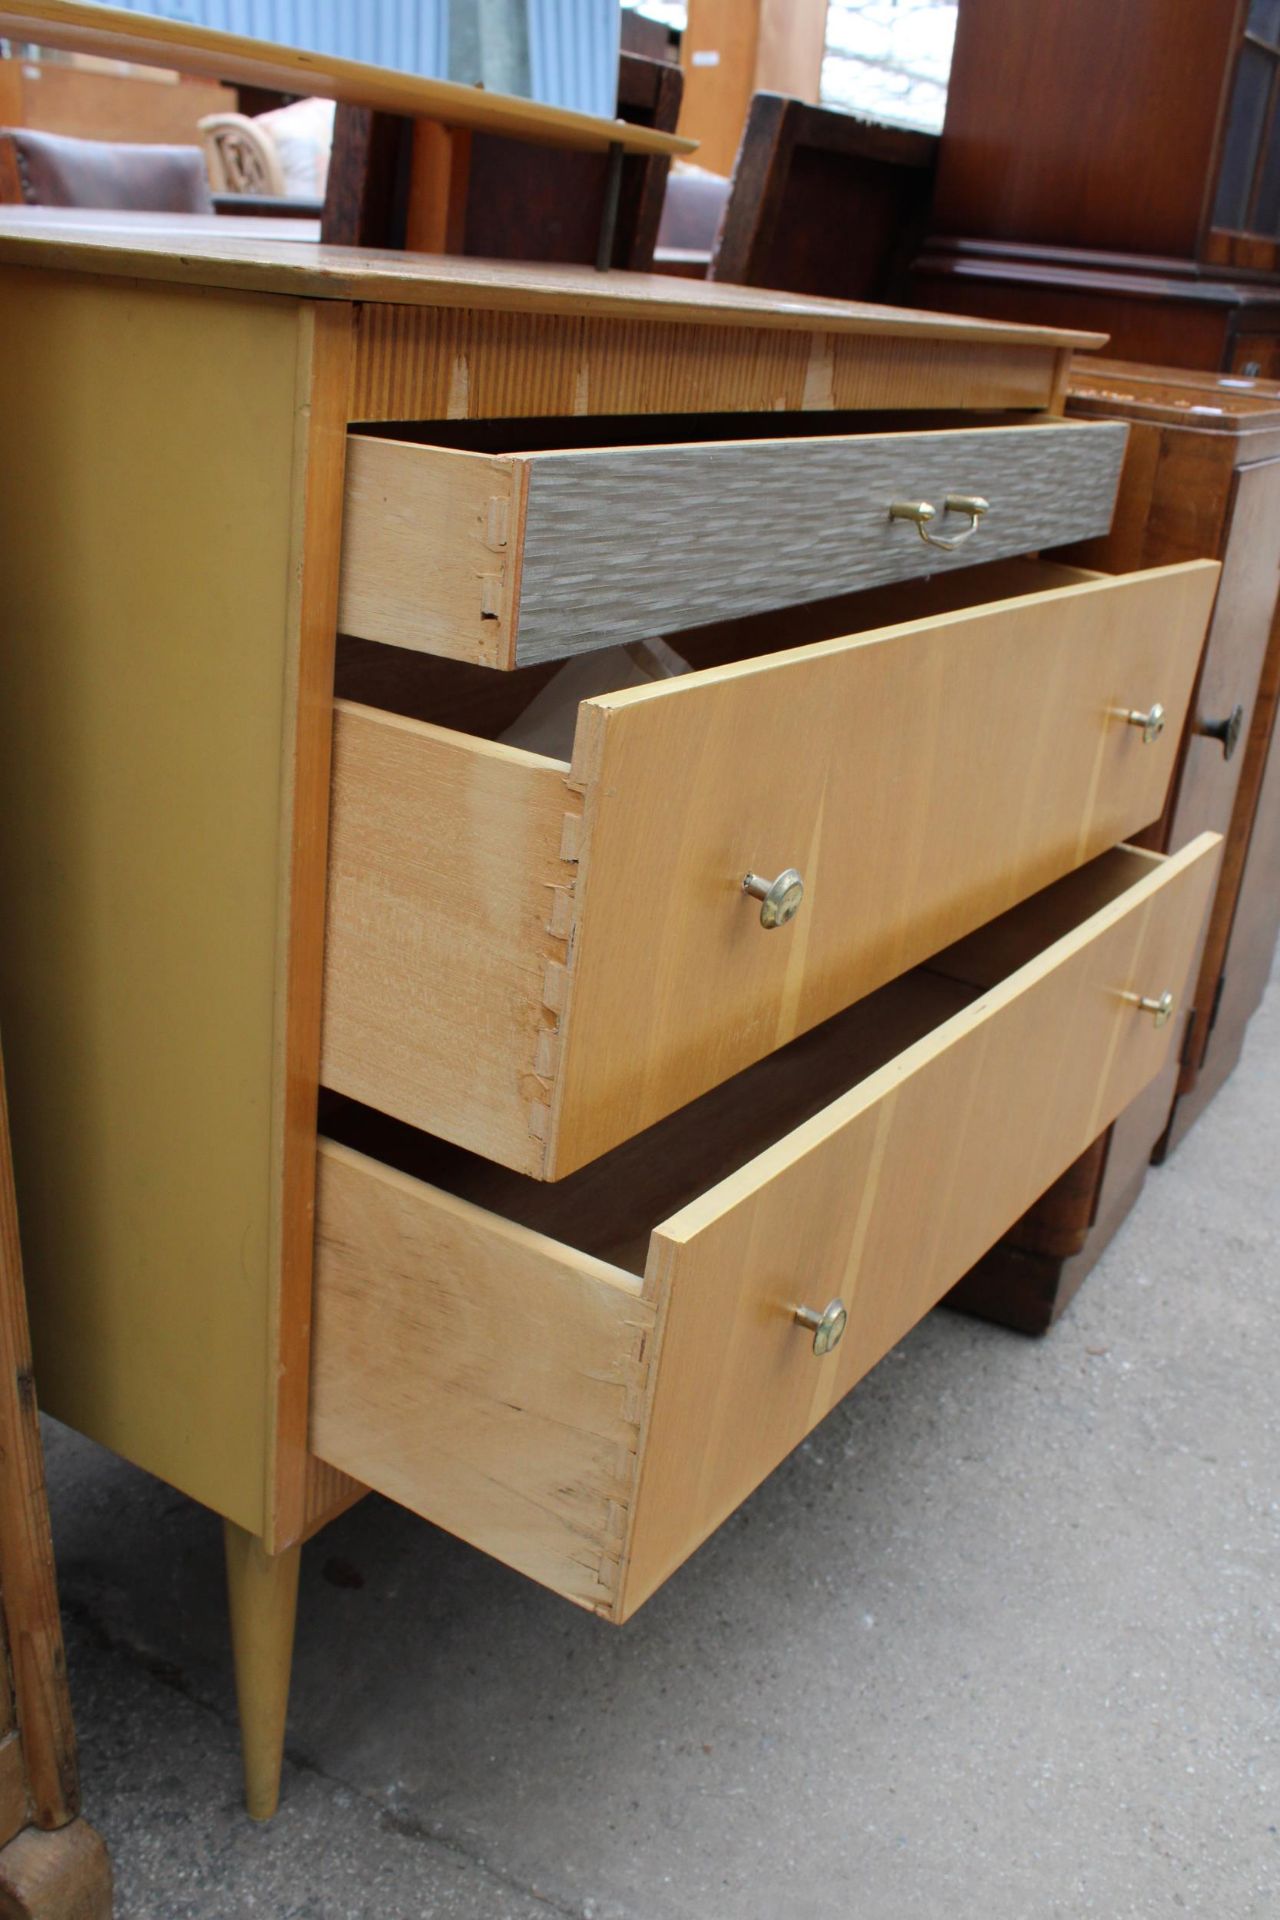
[913,0,1280,373]
[0,223,1225,1824]
[953,360,1280,1329]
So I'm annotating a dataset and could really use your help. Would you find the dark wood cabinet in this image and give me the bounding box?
[950,362,1280,1332]
[933,0,1280,268]
[915,2,1280,374]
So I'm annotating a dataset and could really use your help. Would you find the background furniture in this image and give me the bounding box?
[932,0,1271,264]
[0,0,690,266]
[656,95,937,295]
[912,0,1280,373]
[0,124,211,208]
[678,0,828,176]
[323,47,683,267]
[951,360,1280,1332]
[0,54,232,146]
[0,219,1224,1824]
[910,239,1280,377]
[0,1039,111,1919]
[709,92,934,297]
[198,110,285,196]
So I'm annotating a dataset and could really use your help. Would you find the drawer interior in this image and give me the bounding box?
[320,842,1164,1281]
[335,554,1102,754]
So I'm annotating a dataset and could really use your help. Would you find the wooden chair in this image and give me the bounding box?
[660,92,938,299]
[0,125,212,212]
[322,49,682,269]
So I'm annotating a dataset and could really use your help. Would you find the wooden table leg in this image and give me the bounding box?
[223,1522,301,1822]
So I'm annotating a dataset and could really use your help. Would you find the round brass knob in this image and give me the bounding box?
[1138,990,1174,1027]
[1197,703,1245,762]
[1126,702,1166,745]
[794,1298,848,1356]
[743,868,804,929]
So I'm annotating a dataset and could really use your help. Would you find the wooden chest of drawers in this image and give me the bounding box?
[0,225,1223,1819]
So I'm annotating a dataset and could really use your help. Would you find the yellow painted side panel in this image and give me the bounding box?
[0,269,304,1531]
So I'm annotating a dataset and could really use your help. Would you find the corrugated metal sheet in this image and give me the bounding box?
[86,0,619,114]
[527,0,619,116]
[98,0,449,80]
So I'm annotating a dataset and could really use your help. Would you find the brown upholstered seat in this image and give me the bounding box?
[0,127,213,213]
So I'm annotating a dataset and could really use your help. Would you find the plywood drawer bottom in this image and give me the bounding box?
[311,835,1220,1622]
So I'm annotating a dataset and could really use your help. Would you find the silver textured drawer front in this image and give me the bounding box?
[512,421,1129,663]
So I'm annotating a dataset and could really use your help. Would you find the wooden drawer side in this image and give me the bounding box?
[320,704,578,1179]
[310,1143,655,1615]
[338,441,524,668]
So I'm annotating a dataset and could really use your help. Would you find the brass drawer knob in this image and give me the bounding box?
[743,868,804,929]
[1138,990,1175,1027]
[1126,702,1166,744]
[1197,703,1245,761]
[889,492,989,551]
[794,1299,848,1356]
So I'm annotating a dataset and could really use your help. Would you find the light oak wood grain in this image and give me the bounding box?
[0,217,1104,344]
[347,305,1071,423]
[311,838,1220,1619]
[323,561,1218,1175]
[321,708,575,1179]
[620,833,1221,1613]
[311,1144,655,1614]
[339,422,1130,665]
[0,0,694,156]
[339,439,520,667]
[552,562,1218,1173]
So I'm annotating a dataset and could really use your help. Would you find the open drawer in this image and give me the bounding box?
[322,557,1221,1178]
[337,419,1130,667]
[311,833,1221,1621]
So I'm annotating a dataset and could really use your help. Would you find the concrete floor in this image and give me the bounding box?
[43,970,1280,1920]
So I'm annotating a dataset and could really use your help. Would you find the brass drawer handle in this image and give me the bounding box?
[889,492,990,551]
[1197,703,1245,761]
[794,1298,848,1356]
[1125,702,1166,744]
[743,868,804,929]
[1138,991,1174,1028]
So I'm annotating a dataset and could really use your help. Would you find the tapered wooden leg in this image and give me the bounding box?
[223,1521,301,1822]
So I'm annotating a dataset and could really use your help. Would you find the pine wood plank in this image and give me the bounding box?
[338,422,1130,665]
